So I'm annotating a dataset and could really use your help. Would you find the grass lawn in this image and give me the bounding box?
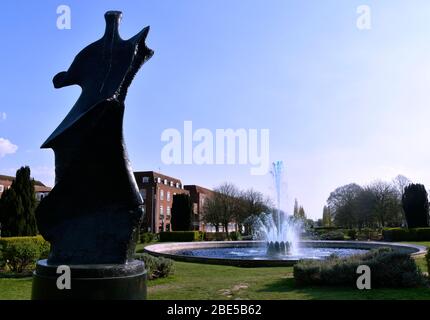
[1,241,429,300]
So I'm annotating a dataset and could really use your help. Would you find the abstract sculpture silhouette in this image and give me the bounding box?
[36,11,154,265]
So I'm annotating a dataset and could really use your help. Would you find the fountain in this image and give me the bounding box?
[254,161,302,257]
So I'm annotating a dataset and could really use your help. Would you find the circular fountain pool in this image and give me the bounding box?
[142,241,426,267]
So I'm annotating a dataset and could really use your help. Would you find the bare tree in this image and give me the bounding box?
[392,175,412,197]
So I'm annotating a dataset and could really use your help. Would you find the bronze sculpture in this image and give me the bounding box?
[32,11,153,299]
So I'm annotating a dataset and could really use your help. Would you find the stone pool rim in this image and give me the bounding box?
[141,240,427,267]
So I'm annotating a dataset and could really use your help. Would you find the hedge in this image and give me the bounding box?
[204,232,229,241]
[135,253,175,280]
[383,227,430,241]
[159,231,202,242]
[0,236,50,273]
[294,247,424,288]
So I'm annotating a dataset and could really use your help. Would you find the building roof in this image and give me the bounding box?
[0,174,51,189]
[134,171,183,185]
[184,185,214,196]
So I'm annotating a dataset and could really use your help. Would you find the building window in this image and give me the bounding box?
[176,183,180,188]
[170,181,174,187]
[139,189,146,200]
[0,185,3,193]
[167,191,171,201]
[164,179,168,185]
[167,206,171,217]
[160,190,164,200]
[157,177,161,183]
[160,205,164,219]
[142,177,149,183]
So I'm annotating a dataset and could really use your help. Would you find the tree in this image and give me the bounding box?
[202,183,240,236]
[0,166,37,236]
[293,199,299,217]
[402,183,429,228]
[327,183,363,228]
[322,206,332,227]
[170,194,193,231]
[238,189,270,235]
[366,181,402,227]
[393,175,412,198]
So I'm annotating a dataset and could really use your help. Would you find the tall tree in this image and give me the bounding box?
[0,166,37,236]
[322,205,332,227]
[402,183,429,228]
[238,189,270,235]
[393,175,412,198]
[170,193,193,231]
[367,181,402,227]
[293,198,299,217]
[202,183,240,236]
[327,183,363,228]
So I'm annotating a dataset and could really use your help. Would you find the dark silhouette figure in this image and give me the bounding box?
[36,11,154,264]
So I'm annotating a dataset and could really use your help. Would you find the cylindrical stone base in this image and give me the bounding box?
[32,259,147,300]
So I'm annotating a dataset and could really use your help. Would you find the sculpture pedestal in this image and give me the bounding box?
[31,259,147,300]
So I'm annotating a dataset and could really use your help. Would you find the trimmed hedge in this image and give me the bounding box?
[229,231,242,241]
[319,230,345,240]
[0,236,50,273]
[135,253,175,280]
[204,232,228,241]
[140,232,157,244]
[159,231,202,242]
[294,247,424,288]
[383,227,430,241]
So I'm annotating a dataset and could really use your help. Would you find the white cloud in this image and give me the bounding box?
[0,138,18,157]
[0,112,6,121]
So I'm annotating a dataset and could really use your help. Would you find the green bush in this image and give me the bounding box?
[383,227,430,241]
[294,247,424,288]
[135,253,175,280]
[204,232,229,241]
[347,229,357,240]
[0,236,50,273]
[229,231,242,241]
[140,232,157,244]
[319,230,345,240]
[426,249,430,276]
[159,231,201,242]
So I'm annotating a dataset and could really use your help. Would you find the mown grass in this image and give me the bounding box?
[0,242,429,300]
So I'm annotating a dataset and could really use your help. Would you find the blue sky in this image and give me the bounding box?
[1,1,430,219]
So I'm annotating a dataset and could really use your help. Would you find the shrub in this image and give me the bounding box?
[204,232,229,241]
[426,249,430,276]
[229,231,242,241]
[294,247,424,288]
[135,253,175,280]
[140,232,157,244]
[357,228,382,241]
[0,236,50,273]
[347,229,357,240]
[159,231,201,242]
[319,230,345,240]
[383,227,430,241]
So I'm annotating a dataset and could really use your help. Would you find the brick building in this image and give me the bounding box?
[134,171,189,233]
[184,185,215,231]
[0,175,52,200]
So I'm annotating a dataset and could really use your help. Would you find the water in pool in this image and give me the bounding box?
[173,246,368,261]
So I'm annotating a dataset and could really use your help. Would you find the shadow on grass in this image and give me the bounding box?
[257,277,430,300]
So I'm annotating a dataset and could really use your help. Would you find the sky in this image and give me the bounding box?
[1,0,430,219]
